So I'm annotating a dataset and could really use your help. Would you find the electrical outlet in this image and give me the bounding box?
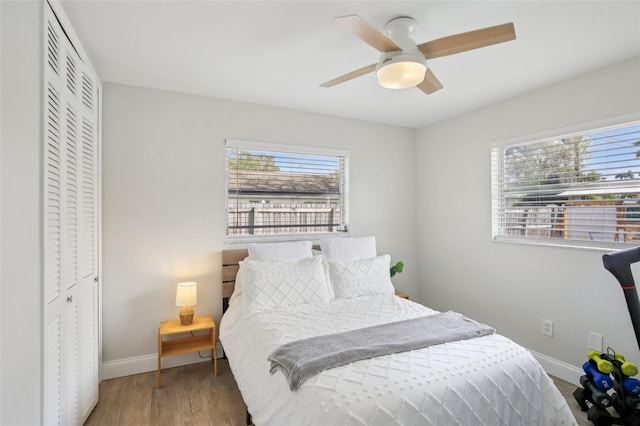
[589,332,604,352]
[542,319,554,337]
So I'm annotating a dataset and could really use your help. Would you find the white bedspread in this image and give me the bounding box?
[220,295,576,425]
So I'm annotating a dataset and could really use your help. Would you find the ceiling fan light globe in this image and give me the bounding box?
[376,53,426,89]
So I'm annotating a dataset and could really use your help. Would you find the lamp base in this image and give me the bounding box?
[179,306,195,325]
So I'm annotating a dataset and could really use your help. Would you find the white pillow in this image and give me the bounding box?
[248,241,313,262]
[319,236,376,261]
[229,241,314,308]
[242,255,333,314]
[328,254,394,299]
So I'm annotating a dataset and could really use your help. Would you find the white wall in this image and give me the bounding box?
[1,2,3,421]
[0,1,3,422]
[416,57,640,380]
[0,1,43,424]
[101,83,417,375]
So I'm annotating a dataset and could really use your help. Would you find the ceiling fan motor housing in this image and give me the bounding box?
[385,17,419,50]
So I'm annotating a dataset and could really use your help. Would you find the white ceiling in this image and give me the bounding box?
[59,1,640,129]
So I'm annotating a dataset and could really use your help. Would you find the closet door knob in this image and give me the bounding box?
[67,296,73,303]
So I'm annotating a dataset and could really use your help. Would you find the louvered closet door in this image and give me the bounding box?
[43,2,100,425]
[77,71,99,423]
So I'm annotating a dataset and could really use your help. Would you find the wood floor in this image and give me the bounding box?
[86,360,589,425]
[85,360,246,426]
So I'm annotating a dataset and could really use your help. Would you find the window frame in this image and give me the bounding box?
[225,139,349,243]
[491,117,640,250]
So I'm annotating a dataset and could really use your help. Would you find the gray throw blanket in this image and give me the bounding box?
[268,310,495,391]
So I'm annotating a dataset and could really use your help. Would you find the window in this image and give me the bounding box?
[225,139,349,240]
[491,121,640,247]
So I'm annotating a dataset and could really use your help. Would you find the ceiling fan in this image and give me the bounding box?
[321,15,516,95]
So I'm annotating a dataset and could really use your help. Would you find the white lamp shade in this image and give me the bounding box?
[175,282,197,307]
[376,53,426,89]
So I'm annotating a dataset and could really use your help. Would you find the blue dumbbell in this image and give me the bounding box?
[583,361,613,390]
[624,377,640,396]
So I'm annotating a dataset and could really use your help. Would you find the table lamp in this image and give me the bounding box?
[175,281,197,325]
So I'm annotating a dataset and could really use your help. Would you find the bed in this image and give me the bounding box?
[219,239,576,425]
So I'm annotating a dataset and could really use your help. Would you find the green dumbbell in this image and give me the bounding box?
[614,353,639,377]
[588,351,614,374]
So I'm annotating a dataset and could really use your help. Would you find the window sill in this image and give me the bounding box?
[492,236,633,252]
[225,231,349,245]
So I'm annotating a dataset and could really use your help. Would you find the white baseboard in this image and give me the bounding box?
[530,349,582,386]
[102,343,224,380]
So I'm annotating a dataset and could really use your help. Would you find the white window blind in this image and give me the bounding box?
[491,121,640,247]
[225,140,349,240]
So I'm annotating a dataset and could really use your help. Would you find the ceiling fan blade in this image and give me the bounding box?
[418,22,515,59]
[416,68,443,95]
[320,63,377,87]
[336,15,401,52]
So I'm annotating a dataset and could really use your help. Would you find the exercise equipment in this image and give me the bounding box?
[625,378,640,397]
[571,247,640,425]
[590,350,615,374]
[575,352,640,425]
[584,361,614,390]
[626,395,640,413]
[614,353,639,377]
[602,247,640,352]
[581,375,614,407]
[573,386,614,426]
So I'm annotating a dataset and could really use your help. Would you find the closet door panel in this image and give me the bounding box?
[77,64,100,421]
[78,280,99,418]
[45,80,62,305]
[66,296,79,426]
[64,102,78,292]
[43,2,100,424]
[44,15,67,424]
[79,112,97,280]
[45,316,62,426]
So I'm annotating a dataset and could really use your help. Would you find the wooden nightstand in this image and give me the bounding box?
[157,315,217,389]
[395,290,409,300]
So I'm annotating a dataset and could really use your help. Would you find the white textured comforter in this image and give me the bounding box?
[220,295,576,426]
